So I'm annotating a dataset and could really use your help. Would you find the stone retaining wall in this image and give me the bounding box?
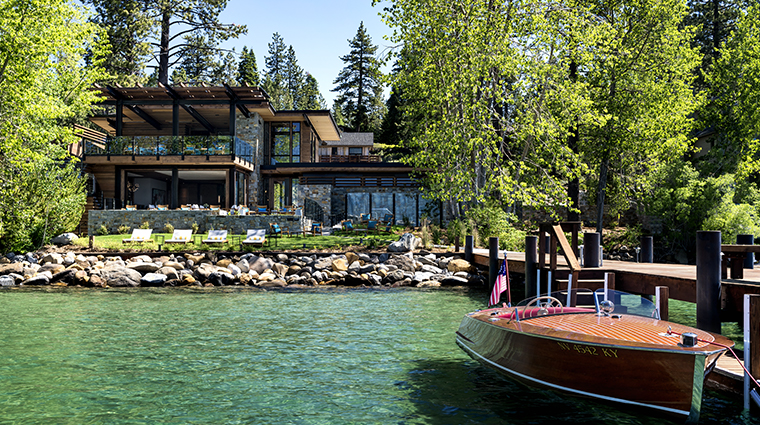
[88,210,304,235]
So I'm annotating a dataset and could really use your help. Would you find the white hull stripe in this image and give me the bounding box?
[457,337,691,417]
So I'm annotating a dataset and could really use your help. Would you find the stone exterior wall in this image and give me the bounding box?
[88,210,304,235]
[298,184,332,225]
[235,111,264,206]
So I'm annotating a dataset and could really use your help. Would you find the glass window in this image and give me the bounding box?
[270,121,301,163]
[347,193,370,220]
[372,193,393,220]
[349,147,362,156]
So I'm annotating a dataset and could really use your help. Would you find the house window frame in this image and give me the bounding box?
[271,122,301,164]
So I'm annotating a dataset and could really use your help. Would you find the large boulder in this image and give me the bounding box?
[51,233,78,246]
[385,255,415,272]
[22,275,50,286]
[0,262,23,275]
[388,233,420,252]
[0,275,15,287]
[447,259,475,273]
[127,262,160,274]
[141,273,168,287]
[99,268,142,287]
[249,256,275,274]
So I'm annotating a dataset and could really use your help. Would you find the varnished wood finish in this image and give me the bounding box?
[457,309,733,420]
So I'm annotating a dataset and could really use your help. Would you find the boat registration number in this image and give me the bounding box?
[557,342,618,358]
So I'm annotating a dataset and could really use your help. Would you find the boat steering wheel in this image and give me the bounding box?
[525,296,564,317]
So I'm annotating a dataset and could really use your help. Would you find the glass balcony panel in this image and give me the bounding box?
[134,136,157,155]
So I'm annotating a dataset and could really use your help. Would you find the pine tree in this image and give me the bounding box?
[237,46,259,86]
[262,32,291,108]
[176,34,217,83]
[332,22,384,132]
[301,73,326,109]
[285,46,304,107]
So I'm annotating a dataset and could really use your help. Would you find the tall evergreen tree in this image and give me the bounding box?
[175,34,216,83]
[237,46,259,86]
[86,0,246,86]
[87,0,152,85]
[332,22,384,132]
[262,32,292,108]
[301,73,326,109]
[285,45,304,108]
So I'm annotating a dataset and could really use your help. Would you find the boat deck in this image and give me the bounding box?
[522,314,716,348]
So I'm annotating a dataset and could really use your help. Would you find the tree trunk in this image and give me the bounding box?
[713,0,720,58]
[595,157,609,236]
[158,10,171,85]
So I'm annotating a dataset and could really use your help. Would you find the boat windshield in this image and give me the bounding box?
[516,288,659,319]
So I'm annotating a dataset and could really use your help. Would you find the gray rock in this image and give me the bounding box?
[383,269,406,285]
[51,233,78,245]
[272,263,289,277]
[392,278,413,287]
[276,254,289,263]
[421,264,443,274]
[441,276,469,286]
[417,255,438,266]
[388,233,419,252]
[359,264,376,274]
[25,252,38,264]
[367,274,383,286]
[0,275,15,286]
[260,279,287,288]
[378,253,390,263]
[413,271,434,283]
[227,264,242,276]
[208,271,235,286]
[51,269,77,285]
[141,273,167,287]
[41,253,63,265]
[313,257,333,270]
[157,267,179,281]
[236,259,250,273]
[385,255,415,272]
[347,261,361,273]
[127,262,160,274]
[100,268,142,287]
[249,256,275,274]
[22,275,50,286]
[39,263,65,274]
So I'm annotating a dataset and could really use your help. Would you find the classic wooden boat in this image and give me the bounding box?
[456,289,734,423]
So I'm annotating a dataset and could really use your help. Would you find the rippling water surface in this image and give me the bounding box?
[0,288,755,424]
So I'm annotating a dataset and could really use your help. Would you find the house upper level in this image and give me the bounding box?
[76,84,396,169]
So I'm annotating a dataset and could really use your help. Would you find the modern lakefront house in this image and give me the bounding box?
[70,84,430,235]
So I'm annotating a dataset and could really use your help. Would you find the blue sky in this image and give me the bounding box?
[218,0,394,108]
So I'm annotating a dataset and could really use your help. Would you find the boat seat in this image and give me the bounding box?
[500,307,595,320]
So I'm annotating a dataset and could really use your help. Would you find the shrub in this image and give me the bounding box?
[191,222,199,234]
[430,224,442,245]
[446,218,466,245]
[117,225,130,234]
[140,221,151,230]
[464,201,526,251]
[420,218,432,249]
[96,225,109,236]
[164,222,174,234]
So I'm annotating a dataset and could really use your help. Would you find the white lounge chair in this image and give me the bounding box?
[241,229,267,248]
[122,228,153,244]
[202,230,228,245]
[165,229,193,244]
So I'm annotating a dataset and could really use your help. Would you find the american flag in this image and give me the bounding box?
[489,255,510,307]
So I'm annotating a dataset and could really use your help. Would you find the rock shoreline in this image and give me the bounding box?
[0,250,486,290]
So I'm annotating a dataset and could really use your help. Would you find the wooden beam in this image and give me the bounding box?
[552,224,581,271]
[223,82,251,118]
[106,86,162,130]
[161,83,216,134]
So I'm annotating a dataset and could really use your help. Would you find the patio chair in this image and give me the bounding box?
[157,205,168,211]
[256,205,269,214]
[381,213,394,225]
[241,229,268,248]
[165,229,193,244]
[366,220,379,234]
[341,220,355,233]
[269,222,291,238]
[202,229,228,245]
[359,213,371,224]
[209,205,220,211]
[310,222,323,236]
[379,222,393,233]
[122,228,153,244]
[180,204,192,211]
[125,204,137,211]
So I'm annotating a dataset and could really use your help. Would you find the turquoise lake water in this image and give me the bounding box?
[0,288,756,424]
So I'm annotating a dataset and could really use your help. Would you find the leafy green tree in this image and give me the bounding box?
[704,4,760,178]
[332,22,384,132]
[0,0,107,252]
[379,0,589,215]
[237,46,259,86]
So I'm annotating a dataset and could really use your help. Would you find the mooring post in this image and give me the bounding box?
[744,294,760,409]
[641,236,653,263]
[455,236,460,253]
[525,235,537,298]
[655,286,669,321]
[465,235,473,263]
[697,231,722,334]
[738,234,755,269]
[583,232,600,268]
[89,234,93,249]
[489,237,499,292]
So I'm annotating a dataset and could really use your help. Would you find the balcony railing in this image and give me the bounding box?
[84,136,255,163]
[319,154,381,163]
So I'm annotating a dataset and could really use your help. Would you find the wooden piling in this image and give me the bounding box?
[465,235,473,263]
[584,232,600,268]
[738,234,755,269]
[525,236,537,298]
[655,286,669,321]
[641,236,653,263]
[489,237,499,292]
[697,231,722,333]
[744,294,760,409]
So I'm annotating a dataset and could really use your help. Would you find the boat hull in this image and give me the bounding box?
[456,314,721,422]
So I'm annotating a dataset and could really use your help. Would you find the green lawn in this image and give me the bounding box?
[72,230,402,252]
